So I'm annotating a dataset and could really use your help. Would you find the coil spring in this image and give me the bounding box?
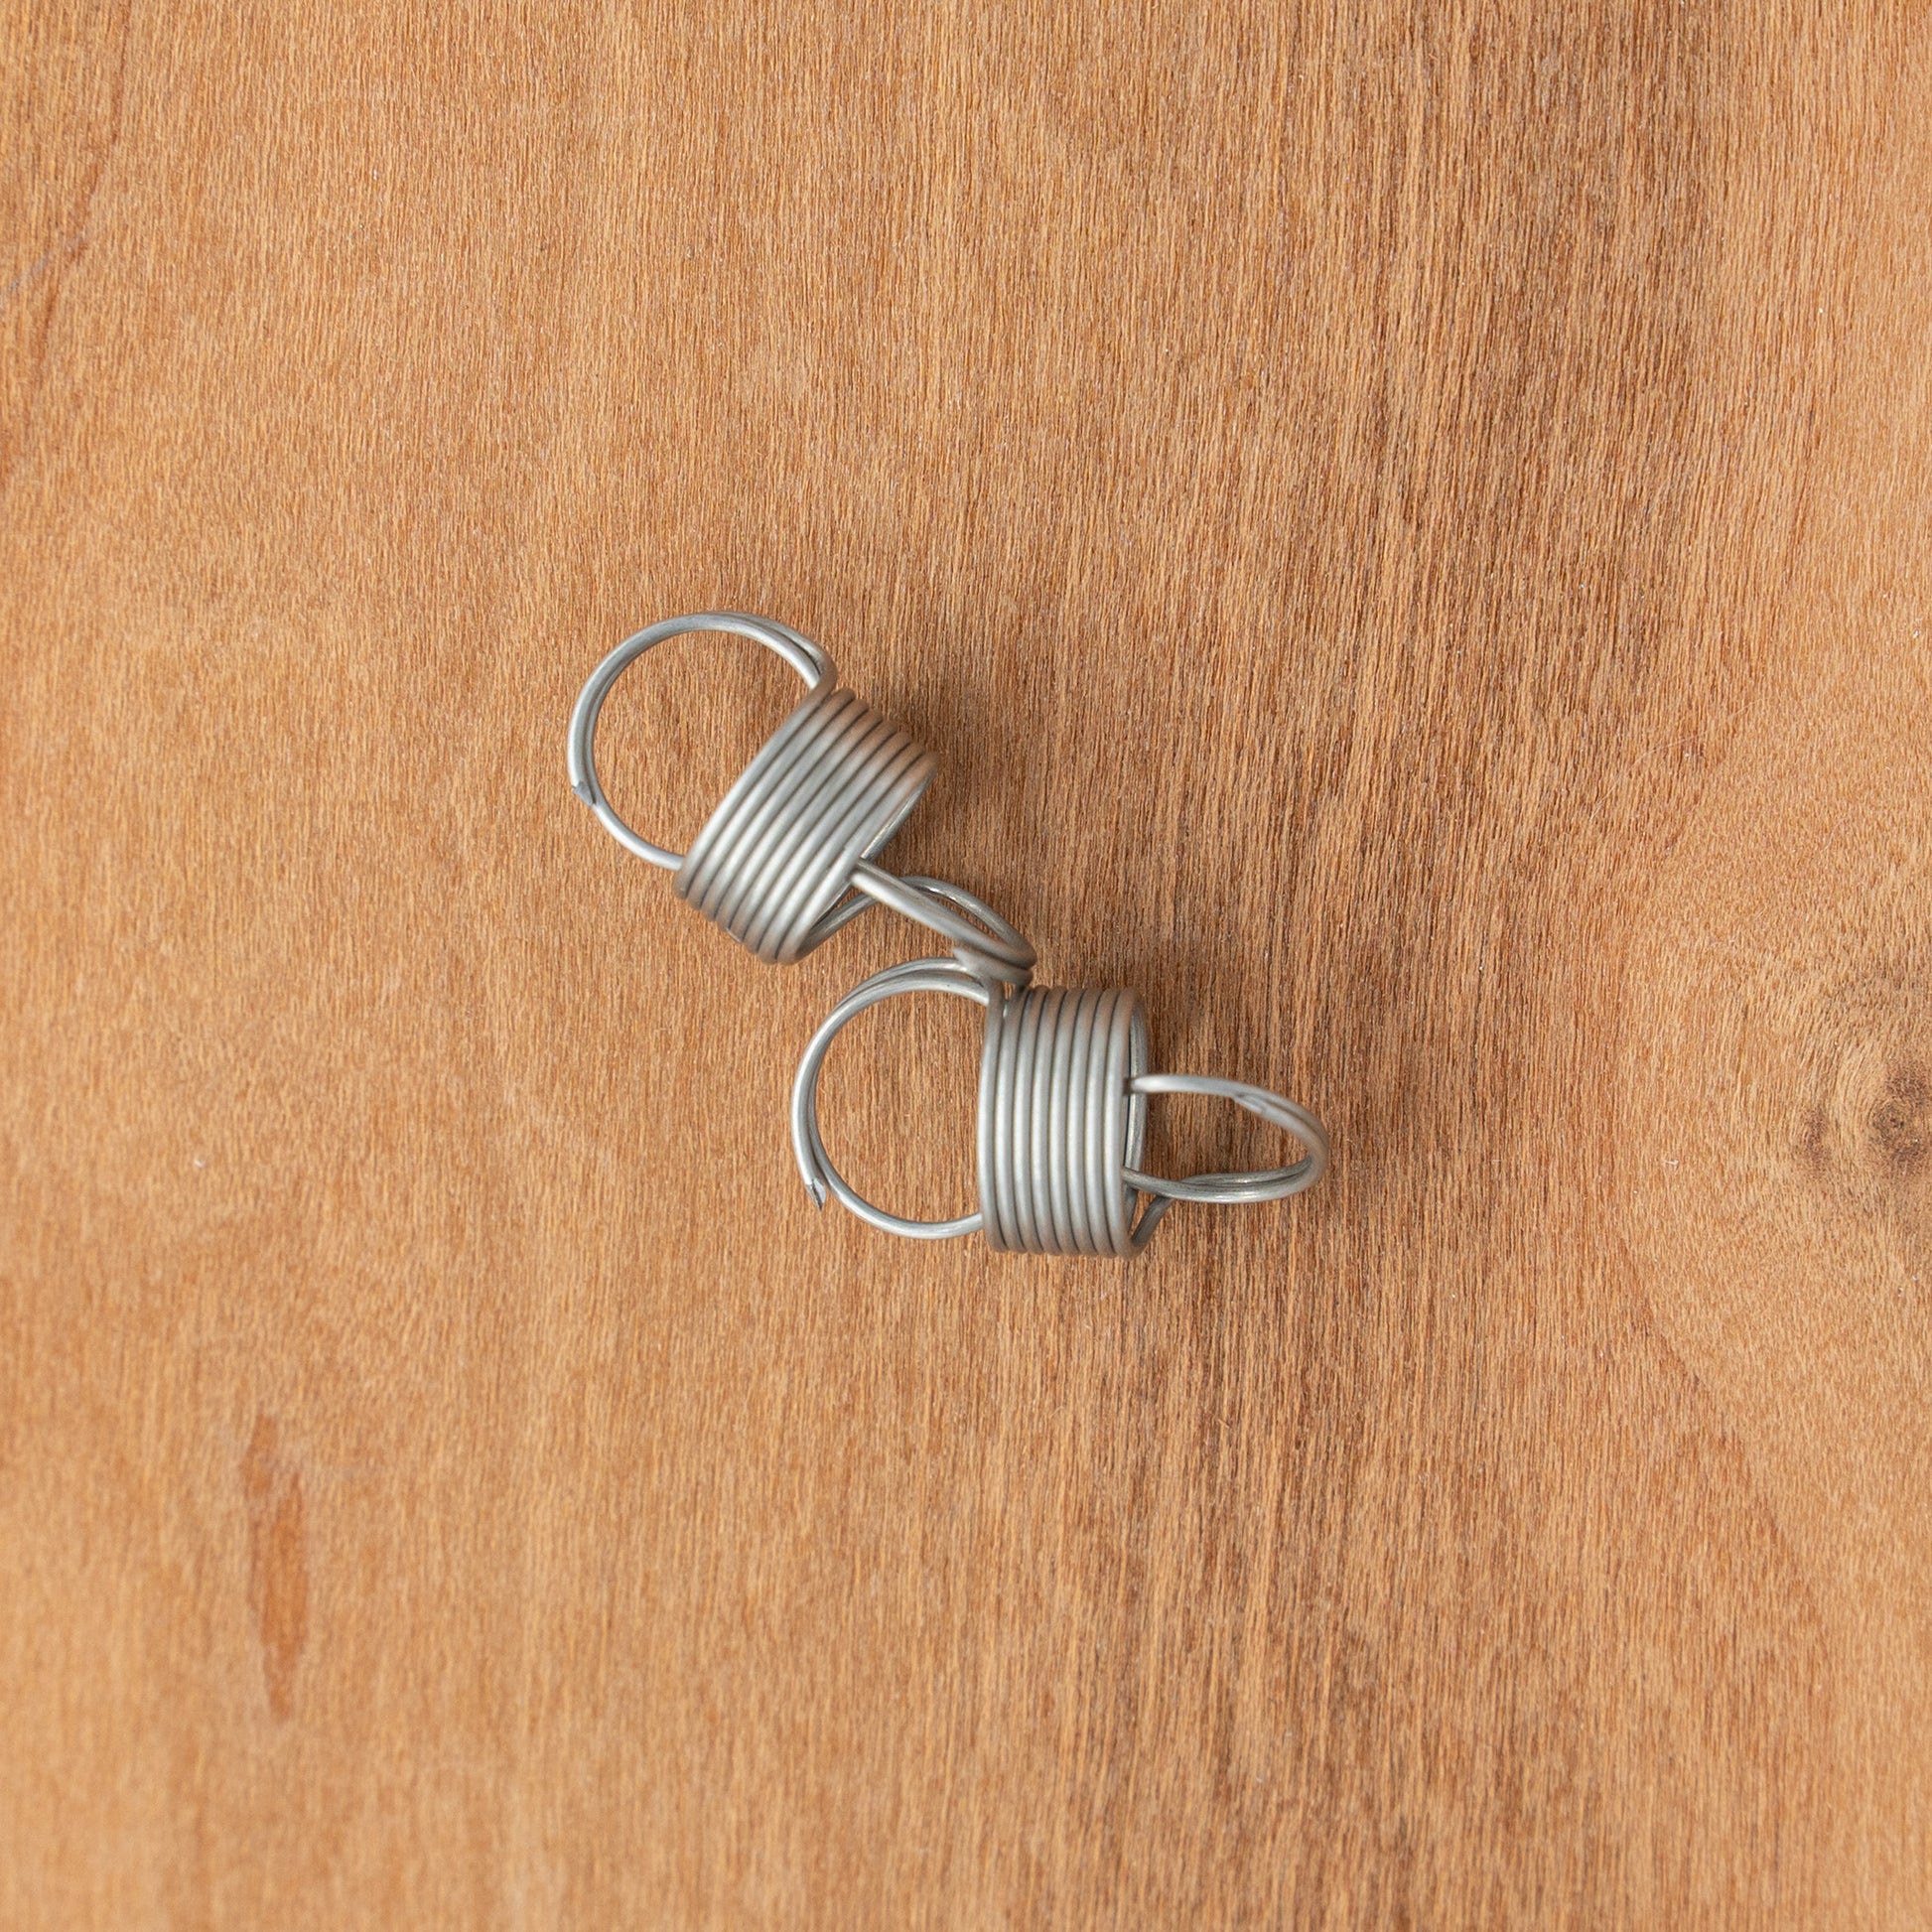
[676,681,934,964]
[978,986,1153,1256]
[790,959,1327,1257]
[568,614,1034,982]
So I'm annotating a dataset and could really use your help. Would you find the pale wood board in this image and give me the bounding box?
[4,2,1930,1925]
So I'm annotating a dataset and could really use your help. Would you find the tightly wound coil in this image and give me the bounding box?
[676,681,934,964]
[978,986,1152,1256]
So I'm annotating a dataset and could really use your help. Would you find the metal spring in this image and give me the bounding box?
[676,679,932,963]
[568,614,1034,980]
[980,985,1152,1255]
[791,959,1328,1257]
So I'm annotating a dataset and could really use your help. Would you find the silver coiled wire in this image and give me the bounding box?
[791,958,1329,1256]
[568,614,1034,980]
[676,679,934,964]
[980,985,1153,1255]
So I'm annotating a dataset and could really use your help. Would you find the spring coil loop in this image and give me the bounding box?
[790,959,1328,1256]
[567,613,1034,981]
[676,681,934,964]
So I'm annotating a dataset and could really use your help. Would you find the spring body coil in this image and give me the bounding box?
[978,986,1151,1256]
[674,683,936,965]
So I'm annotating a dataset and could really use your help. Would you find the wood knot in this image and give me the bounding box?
[1796,968,1932,1241]
[1869,1063,1930,1179]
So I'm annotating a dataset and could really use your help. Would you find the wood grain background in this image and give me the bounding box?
[4,1,1929,1924]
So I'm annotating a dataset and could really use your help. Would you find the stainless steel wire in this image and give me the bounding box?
[791,959,992,1242]
[980,983,1153,1255]
[676,678,932,964]
[568,613,1034,980]
[790,958,1328,1256]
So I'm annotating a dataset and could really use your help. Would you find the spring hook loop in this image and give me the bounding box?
[790,958,1327,1257]
[568,613,1034,983]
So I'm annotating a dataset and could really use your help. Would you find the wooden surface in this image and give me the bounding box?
[4,2,1930,1924]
